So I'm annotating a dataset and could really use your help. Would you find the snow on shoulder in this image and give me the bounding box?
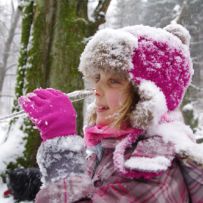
[148,120,203,165]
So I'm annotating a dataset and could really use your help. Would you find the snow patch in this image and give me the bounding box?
[182,103,193,111]
[42,135,84,153]
[148,121,203,164]
[125,156,171,172]
[0,118,27,174]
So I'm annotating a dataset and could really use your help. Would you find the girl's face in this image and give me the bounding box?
[92,71,131,127]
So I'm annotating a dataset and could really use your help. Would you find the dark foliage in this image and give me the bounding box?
[5,168,42,201]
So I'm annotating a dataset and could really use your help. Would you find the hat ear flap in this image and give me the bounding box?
[130,99,153,129]
[130,81,168,129]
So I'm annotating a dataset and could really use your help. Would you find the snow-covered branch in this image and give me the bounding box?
[5,63,17,73]
[171,0,188,24]
[0,94,14,98]
[93,0,111,24]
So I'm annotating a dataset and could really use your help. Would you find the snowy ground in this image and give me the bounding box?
[0,178,30,203]
[0,120,27,203]
[0,0,203,202]
[0,178,15,203]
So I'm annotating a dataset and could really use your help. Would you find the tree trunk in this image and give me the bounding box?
[7,0,111,169]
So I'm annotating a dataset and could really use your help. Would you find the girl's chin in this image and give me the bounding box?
[96,117,112,127]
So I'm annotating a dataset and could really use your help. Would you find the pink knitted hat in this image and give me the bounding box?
[79,24,193,129]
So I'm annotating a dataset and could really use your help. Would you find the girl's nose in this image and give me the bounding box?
[95,88,102,96]
[95,83,104,97]
[95,90,100,96]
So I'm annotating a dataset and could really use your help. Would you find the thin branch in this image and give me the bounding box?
[0,94,14,98]
[191,40,203,45]
[171,0,188,24]
[0,21,10,32]
[5,63,17,72]
[93,0,111,24]
[5,73,16,77]
[11,0,15,14]
[190,83,203,91]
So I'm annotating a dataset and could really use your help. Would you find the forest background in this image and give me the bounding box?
[0,0,202,202]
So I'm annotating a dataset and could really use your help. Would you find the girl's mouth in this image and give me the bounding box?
[96,106,109,112]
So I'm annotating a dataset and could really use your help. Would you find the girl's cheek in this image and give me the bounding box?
[108,92,124,108]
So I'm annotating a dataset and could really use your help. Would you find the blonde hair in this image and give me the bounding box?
[88,82,140,129]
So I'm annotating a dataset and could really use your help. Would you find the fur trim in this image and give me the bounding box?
[79,28,138,78]
[130,80,167,129]
[164,23,191,46]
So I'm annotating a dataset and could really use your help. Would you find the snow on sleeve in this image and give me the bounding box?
[43,134,85,153]
[37,135,86,185]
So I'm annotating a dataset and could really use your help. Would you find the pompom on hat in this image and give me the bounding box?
[79,24,193,129]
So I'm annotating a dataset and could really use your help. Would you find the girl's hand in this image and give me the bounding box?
[18,88,76,141]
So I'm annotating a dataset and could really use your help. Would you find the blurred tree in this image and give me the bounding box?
[175,0,203,131]
[0,6,20,95]
[0,1,21,115]
[7,0,111,169]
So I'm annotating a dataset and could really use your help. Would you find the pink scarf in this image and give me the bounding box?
[84,125,144,147]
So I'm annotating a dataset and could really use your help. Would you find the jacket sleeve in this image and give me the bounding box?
[178,156,203,202]
[36,135,86,185]
[35,174,94,203]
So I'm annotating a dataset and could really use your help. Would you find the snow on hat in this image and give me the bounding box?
[79,24,193,129]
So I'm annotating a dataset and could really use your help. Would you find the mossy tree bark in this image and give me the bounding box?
[7,0,111,169]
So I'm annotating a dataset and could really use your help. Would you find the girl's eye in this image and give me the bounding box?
[109,79,120,84]
[94,75,100,83]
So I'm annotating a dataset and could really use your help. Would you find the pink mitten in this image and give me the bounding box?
[18,88,76,141]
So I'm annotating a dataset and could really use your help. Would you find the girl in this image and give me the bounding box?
[19,24,203,203]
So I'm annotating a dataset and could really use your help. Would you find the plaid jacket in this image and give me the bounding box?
[35,135,203,203]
